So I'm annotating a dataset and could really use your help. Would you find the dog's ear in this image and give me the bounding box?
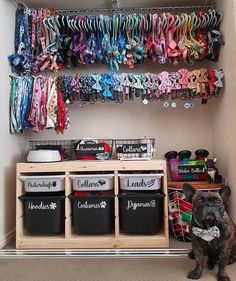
[219,186,231,207]
[183,183,196,203]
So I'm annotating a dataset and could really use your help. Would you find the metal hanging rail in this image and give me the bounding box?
[57,5,215,16]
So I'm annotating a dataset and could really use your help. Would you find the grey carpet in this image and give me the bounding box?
[0,258,236,281]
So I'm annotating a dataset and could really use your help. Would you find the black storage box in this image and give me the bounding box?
[19,192,65,234]
[119,191,164,234]
[70,193,114,234]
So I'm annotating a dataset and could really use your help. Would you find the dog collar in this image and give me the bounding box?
[192,226,220,242]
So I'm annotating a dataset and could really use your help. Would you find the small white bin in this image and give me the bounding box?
[70,174,114,191]
[119,173,164,191]
[19,175,65,192]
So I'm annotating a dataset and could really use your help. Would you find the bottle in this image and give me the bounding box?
[165,151,182,181]
[178,150,192,181]
[195,149,209,181]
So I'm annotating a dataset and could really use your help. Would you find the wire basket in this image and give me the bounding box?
[114,138,155,160]
[73,139,113,160]
[168,189,192,242]
[168,187,222,242]
[28,140,75,160]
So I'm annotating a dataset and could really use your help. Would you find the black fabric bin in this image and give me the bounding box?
[19,192,65,235]
[70,194,114,234]
[119,191,164,234]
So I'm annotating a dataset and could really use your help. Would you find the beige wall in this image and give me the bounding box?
[213,0,236,219]
[0,0,27,248]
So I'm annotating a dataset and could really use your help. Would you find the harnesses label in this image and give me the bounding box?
[27,181,57,189]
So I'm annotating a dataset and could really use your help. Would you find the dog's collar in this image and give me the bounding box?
[192,218,221,242]
[192,226,220,242]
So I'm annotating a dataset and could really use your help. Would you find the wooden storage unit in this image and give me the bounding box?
[16,160,169,249]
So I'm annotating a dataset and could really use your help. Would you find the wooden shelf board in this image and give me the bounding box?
[168,181,224,190]
[116,232,168,248]
[17,160,166,173]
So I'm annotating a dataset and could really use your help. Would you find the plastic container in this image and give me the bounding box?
[19,175,65,192]
[118,191,164,234]
[27,150,61,162]
[19,192,65,234]
[178,150,193,181]
[165,151,182,181]
[119,173,163,191]
[70,174,113,191]
[70,193,114,234]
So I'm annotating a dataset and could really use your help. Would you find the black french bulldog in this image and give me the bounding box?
[183,183,236,281]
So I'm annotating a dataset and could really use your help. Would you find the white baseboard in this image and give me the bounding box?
[0,230,15,249]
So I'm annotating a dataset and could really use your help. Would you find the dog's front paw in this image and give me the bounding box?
[188,250,195,260]
[207,259,215,270]
[187,270,202,279]
[217,273,231,281]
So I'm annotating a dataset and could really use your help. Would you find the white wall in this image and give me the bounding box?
[213,0,236,219]
[0,0,27,248]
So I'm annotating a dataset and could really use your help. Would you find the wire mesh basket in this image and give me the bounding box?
[28,140,75,160]
[168,187,222,242]
[168,189,192,242]
[114,138,155,160]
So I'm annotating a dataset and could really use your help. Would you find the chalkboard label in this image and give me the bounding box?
[77,144,105,155]
[121,144,148,154]
[178,165,206,175]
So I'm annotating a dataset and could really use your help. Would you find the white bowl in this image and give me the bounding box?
[27,150,61,162]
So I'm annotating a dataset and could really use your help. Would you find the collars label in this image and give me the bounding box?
[27,181,57,189]
[127,178,156,188]
[77,179,106,188]
[127,200,156,211]
[28,201,57,210]
[121,144,148,154]
[77,201,107,209]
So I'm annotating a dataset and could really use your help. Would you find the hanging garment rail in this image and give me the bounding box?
[8,5,223,75]
[9,68,224,134]
[57,5,214,16]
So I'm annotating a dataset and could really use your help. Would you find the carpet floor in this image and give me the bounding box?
[0,258,236,281]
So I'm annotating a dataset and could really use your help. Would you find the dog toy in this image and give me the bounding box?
[205,157,223,183]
